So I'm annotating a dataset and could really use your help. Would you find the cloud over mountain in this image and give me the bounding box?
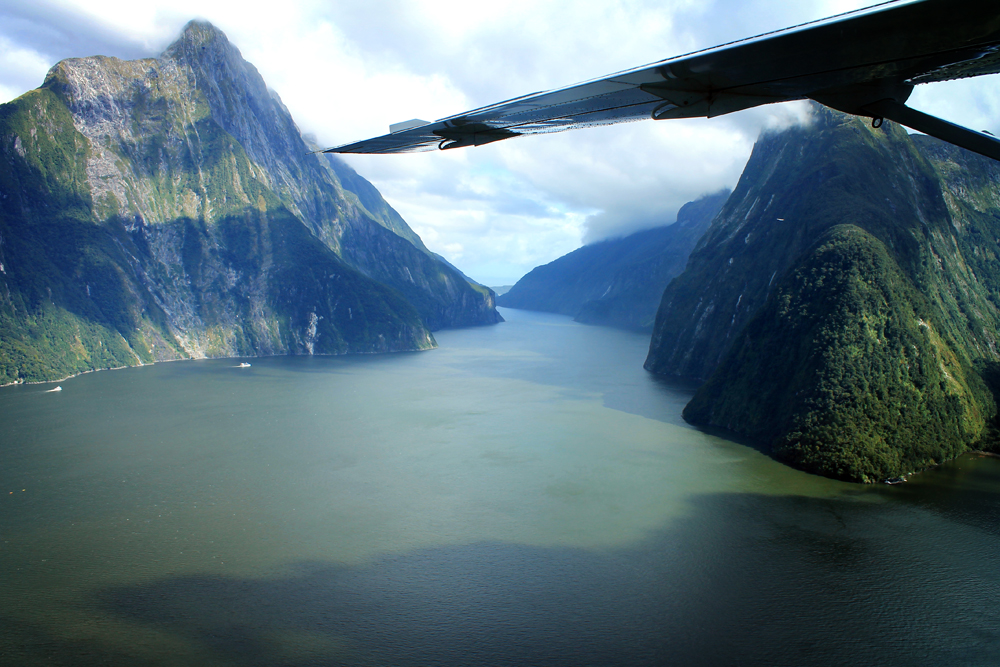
[2,0,997,284]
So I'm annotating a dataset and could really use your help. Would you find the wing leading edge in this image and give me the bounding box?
[324,0,1000,161]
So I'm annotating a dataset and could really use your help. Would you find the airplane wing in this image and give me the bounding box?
[324,0,1000,161]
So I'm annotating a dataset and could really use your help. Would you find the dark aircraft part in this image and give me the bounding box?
[808,81,914,117]
[862,98,1000,161]
[324,0,1000,160]
[872,117,884,128]
[640,84,785,120]
[434,124,521,150]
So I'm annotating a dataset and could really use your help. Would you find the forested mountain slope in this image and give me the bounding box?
[645,106,1000,482]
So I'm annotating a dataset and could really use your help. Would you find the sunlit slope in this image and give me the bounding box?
[646,106,1000,481]
[0,50,437,384]
[164,21,501,330]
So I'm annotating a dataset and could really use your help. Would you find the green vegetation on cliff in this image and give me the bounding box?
[0,88,179,383]
[165,21,501,331]
[685,225,988,482]
[646,106,1000,482]
[0,33,438,385]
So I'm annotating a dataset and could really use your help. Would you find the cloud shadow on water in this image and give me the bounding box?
[6,490,994,666]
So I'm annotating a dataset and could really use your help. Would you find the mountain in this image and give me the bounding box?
[645,105,1000,482]
[0,21,499,385]
[497,191,728,330]
[159,22,501,331]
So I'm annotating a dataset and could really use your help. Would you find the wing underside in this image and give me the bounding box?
[325,0,1000,159]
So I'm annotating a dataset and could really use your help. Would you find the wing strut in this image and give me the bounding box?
[862,99,1000,162]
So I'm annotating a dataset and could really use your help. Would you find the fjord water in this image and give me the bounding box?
[2,308,999,666]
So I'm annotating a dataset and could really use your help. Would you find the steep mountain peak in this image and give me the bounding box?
[163,20,240,63]
[158,19,308,201]
[161,19,273,121]
[179,19,227,42]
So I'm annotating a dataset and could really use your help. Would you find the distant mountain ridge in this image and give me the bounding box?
[0,20,499,385]
[497,191,728,330]
[646,106,1000,482]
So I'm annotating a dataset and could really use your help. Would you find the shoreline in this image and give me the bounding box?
[0,345,439,388]
[0,362,143,388]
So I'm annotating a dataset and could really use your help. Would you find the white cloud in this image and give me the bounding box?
[0,0,996,284]
[0,36,57,103]
[909,75,1000,138]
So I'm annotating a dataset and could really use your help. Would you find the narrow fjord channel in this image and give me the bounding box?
[2,308,999,665]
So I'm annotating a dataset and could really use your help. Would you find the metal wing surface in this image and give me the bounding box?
[325,0,1000,158]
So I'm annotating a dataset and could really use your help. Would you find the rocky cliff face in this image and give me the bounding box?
[497,191,727,330]
[645,105,1000,482]
[0,21,500,384]
[160,23,501,330]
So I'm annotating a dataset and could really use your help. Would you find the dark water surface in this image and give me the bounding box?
[2,308,999,665]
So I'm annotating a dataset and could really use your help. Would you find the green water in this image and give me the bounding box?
[2,308,999,665]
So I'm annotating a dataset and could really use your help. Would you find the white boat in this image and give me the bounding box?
[238,362,251,368]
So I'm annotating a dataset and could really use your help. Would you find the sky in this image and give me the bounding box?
[1,0,998,285]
